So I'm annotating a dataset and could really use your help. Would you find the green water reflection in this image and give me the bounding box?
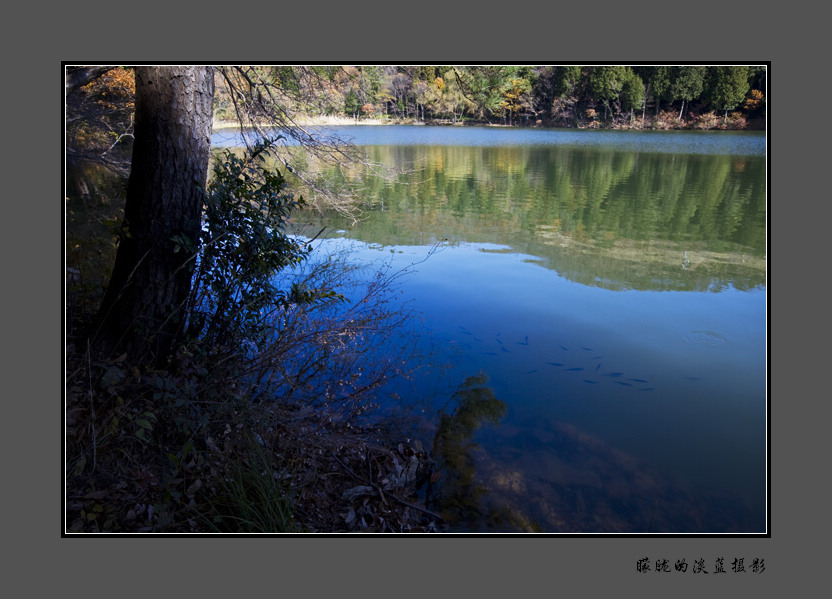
[292,144,766,293]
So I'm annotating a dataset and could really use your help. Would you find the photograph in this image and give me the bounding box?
[64,64,769,537]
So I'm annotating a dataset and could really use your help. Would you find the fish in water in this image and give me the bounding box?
[517,335,530,346]
[583,379,598,384]
[629,378,649,383]
[566,367,584,372]
[615,381,633,386]
[501,346,511,353]
[526,369,538,374]
[605,372,624,377]
[560,345,569,351]
[546,362,564,367]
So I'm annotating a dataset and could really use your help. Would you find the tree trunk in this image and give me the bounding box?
[92,66,215,365]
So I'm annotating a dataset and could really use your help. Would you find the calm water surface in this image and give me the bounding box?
[215,125,767,533]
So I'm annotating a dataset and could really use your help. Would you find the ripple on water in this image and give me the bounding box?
[683,330,727,347]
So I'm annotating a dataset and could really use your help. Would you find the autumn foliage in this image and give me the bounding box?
[66,67,136,163]
[744,89,765,112]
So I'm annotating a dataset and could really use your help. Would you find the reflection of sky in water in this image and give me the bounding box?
[303,236,766,531]
[212,125,766,156]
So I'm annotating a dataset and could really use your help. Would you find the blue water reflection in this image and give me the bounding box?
[300,234,766,532]
[212,125,766,156]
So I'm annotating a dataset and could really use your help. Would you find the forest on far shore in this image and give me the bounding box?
[215,65,767,129]
[67,65,767,168]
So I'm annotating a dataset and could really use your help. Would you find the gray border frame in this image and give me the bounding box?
[37,2,818,596]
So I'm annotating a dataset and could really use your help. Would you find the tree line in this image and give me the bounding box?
[64,65,767,170]
[213,65,767,129]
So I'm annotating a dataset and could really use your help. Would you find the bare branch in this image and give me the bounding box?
[65,66,118,95]
[214,66,403,221]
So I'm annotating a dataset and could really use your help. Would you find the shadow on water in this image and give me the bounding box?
[424,376,761,534]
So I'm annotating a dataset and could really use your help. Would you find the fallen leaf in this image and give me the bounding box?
[186,479,202,497]
[341,485,375,501]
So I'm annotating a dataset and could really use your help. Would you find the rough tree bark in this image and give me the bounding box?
[92,66,215,365]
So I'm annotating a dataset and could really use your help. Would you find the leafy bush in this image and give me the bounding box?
[179,137,431,421]
[726,112,748,130]
[688,110,748,130]
[690,111,722,130]
[650,109,682,130]
[185,138,341,372]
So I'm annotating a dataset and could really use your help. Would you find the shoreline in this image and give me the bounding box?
[213,113,765,132]
[213,115,394,130]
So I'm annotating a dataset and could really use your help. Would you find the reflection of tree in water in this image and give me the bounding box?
[426,379,761,532]
[427,373,509,530]
[290,145,766,291]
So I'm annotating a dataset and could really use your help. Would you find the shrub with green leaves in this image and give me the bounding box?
[186,138,340,361]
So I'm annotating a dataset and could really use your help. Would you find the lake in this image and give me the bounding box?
[219,125,768,533]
